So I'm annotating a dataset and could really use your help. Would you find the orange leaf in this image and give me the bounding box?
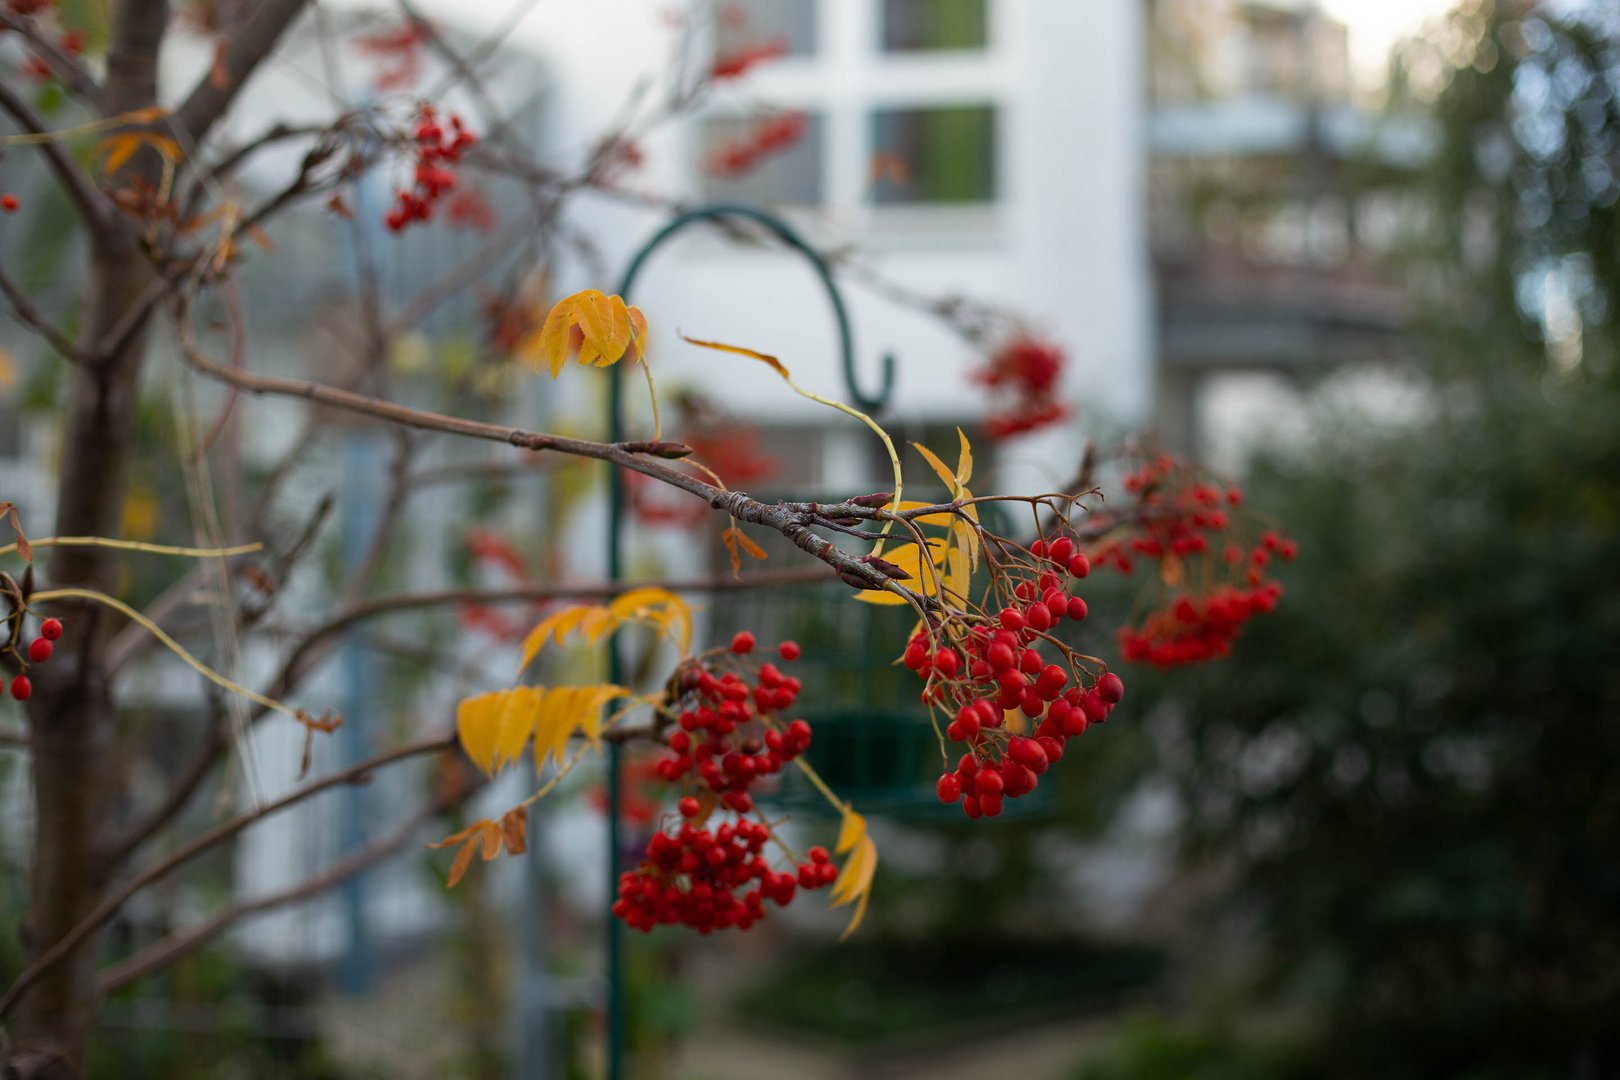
[500,807,529,856]
[446,837,479,888]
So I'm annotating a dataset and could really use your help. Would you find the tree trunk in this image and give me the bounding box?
[12,1,166,1070]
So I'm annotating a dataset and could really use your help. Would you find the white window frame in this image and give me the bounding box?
[693,0,1021,248]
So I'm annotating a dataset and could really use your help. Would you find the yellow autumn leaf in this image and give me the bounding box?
[830,809,878,940]
[518,589,693,673]
[493,686,542,770]
[519,290,648,377]
[456,684,628,777]
[456,691,507,775]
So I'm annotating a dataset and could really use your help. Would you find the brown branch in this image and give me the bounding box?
[97,799,442,995]
[102,708,228,869]
[172,0,312,149]
[0,730,455,1020]
[0,265,85,363]
[0,80,110,231]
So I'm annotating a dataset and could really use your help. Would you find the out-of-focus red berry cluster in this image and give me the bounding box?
[615,634,835,933]
[711,36,788,80]
[1093,454,1297,667]
[972,336,1069,440]
[355,20,427,92]
[384,105,476,233]
[4,0,85,82]
[704,112,807,178]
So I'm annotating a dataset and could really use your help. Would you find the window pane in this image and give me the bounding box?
[714,0,817,58]
[870,105,995,204]
[701,112,823,205]
[881,0,987,52]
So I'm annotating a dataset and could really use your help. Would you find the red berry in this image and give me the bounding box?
[1097,671,1125,704]
[40,618,63,641]
[1025,602,1053,631]
[936,773,961,803]
[28,638,51,663]
[678,796,701,817]
[986,642,1015,671]
[1067,553,1090,579]
[0,194,17,213]
[779,640,801,660]
[1067,596,1089,621]
[730,631,755,654]
[998,607,1025,632]
[9,675,30,701]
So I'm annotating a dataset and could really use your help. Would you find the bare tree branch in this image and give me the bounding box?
[0,730,456,1020]
[173,0,312,148]
[97,799,443,995]
[0,81,109,231]
[0,266,85,364]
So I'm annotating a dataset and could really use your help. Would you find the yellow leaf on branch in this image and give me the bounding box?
[517,587,692,672]
[830,808,879,940]
[454,683,630,778]
[519,289,649,377]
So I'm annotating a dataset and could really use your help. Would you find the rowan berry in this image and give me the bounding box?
[9,676,30,701]
[998,607,1025,632]
[28,638,51,663]
[936,773,961,803]
[678,796,701,818]
[730,631,756,654]
[1067,596,1089,621]
[1048,536,1075,565]
[40,618,63,641]
[1097,671,1125,704]
[1,194,17,213]
[778,640,800,660]
[1025,601,1053,631]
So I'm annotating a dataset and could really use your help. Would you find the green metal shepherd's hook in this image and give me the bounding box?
[600,204,895,1080]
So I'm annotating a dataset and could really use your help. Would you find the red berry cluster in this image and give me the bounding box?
[711,36,789,80]
[902,534,1124,818]
[5,1,84,83]
[613,823,834,934]
[616,634,832,933]
[355,21,427,92]
[384,105,476,233]
[5,617,61,702]
[971,336,1069,440]
[653,632,809,815]
[704,112,808,178]
[1093,454,1296,667]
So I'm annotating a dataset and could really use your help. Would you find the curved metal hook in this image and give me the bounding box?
[614,203,897,414]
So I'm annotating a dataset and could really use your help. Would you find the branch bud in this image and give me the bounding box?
[838,570,882,591]
[848,492,893,508]
[860,555,912,581]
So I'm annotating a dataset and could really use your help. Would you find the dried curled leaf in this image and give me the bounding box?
[430,814,530,888]
[520,289,649,377]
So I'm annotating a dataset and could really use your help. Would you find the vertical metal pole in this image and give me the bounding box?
[339,434,377,995]
[605,362,627,1080]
